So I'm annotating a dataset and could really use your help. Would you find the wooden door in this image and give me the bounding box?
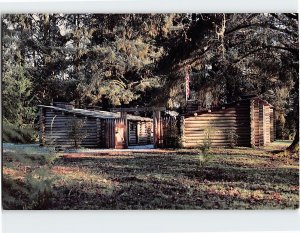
[115,122,126,149]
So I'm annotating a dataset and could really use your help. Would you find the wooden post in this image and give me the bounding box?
[250,100,255,147]
[258,100,264,147]
[153,111,157,148]
[96,118,101,147]
[273,110,276,141]
[153,111,162,148]
[157,111,162,147]
[121,111,128,149]
[137,122,140,145]
[39,107,45,146]
[180,116,185,148]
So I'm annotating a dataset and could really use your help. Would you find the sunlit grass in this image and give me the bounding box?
[2,141,299,209]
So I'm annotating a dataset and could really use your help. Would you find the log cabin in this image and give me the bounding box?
[38,103,153,149]
[182,97,275,148]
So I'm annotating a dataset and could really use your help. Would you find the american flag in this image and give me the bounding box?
[185,71,190,101]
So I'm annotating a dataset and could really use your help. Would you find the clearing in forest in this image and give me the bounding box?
[2,141,299,209]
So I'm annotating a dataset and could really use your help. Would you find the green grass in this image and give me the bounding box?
[2,141,299,209]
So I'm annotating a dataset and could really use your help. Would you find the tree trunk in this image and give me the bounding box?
[287,125,299,152]
[287,80,299,153]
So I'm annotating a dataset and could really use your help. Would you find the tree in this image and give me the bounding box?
[2,13,298,150]
[2,15,36,126]
[155,13,298,151]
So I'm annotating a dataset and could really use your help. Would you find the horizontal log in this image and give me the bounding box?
[185,127,250,131]
[183,143,231,147]
[184,117,250,122]
[110,107,166,112]
[45,126,98,130]
[45,132,100,137]
[183,138,242,142]
[186,129,250,134]
[45,128,98,132]
[184,125,249,129]
[184,124,248,128]
[185,113,237,118]
[183,138,250,142]
[45,131,98,135]
[45,135,99,139]
[45,138,99,142]
[45,142,99,146]
[185,117,250,121]
[184,120,242,124]
[45,115,96,120]
[183,141,250,146]
[45,118,97,125]
[45,130,98,134]
[183,133,251,138]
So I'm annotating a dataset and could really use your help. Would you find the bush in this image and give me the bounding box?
[163,117,182,148]
[2,144,58,209]
[226,129,239,148]
[3,121,37,143]
[197,127,214,178]
[67,118,88,148]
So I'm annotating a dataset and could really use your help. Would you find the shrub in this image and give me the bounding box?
[67,118,88,148]
[2,145,58,209]
[3,121,37,143]
[163,117,181,148]
[197,126,214,178]
[226,129,239,148]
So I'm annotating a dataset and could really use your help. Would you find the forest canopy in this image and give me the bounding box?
[1,13,299,144]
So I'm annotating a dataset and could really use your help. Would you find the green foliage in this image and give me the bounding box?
[67,117,88,148]
[198,126,213,155]
[1,13,298,147]
[2,144,59,209]
[3,121,37,143]
[197,126,214,177]
[2,141,298,209]
[2,64,36,126]
[163,118,182,148]
[226,129,239,148]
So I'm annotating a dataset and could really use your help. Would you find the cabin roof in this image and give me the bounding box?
[38,105,152,121]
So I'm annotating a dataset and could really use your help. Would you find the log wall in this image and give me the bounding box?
[137,121,153,145]
[128,121,138,145]
[40,107,154,148]
[270,108,275,142]
[250,98,274,147]
[44,109,99,148]
[264,105,271,144]
[182,100,251,148]
[128,121,153,145]
[104,118,116,149]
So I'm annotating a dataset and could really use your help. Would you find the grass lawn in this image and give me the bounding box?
[2,141,299,209]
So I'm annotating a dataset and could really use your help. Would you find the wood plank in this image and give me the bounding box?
[111,107,166,112]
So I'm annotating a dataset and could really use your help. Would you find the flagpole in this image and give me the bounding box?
[186,80,188,103]
[185,67,189,103]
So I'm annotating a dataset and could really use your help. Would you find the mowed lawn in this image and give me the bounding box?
[2,141,299,210]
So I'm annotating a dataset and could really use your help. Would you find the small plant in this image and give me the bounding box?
[67,117,88,148]
[197,126,214,179]
[226,129,239,148]
[2,145,58,209]
[163,117,181,148]
[3,121,37,144]
[199,126,213,154]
